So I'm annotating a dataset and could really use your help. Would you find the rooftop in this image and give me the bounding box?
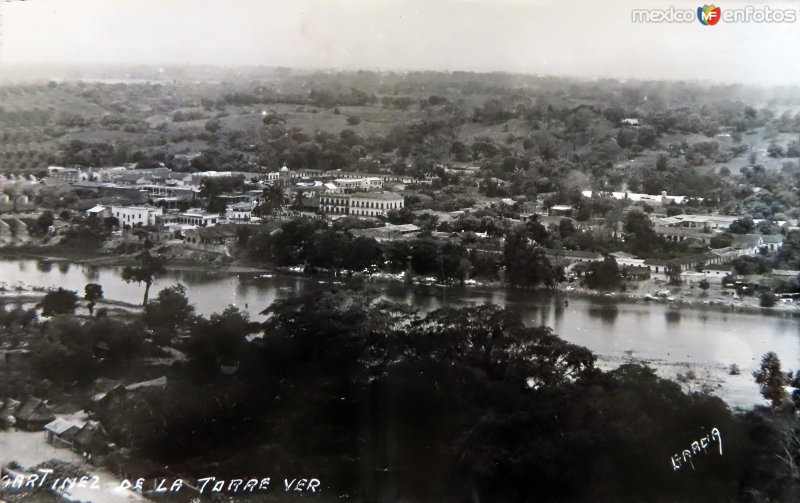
[194,225,242,239]
[762,234,785,244]
[731,234,763,249]
[350,192,404,201]
[543,248,603,260]
[44,417,85,435]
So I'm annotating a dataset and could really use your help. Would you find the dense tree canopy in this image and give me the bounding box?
[83,290,800,501]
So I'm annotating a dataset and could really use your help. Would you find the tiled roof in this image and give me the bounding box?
[731,234,762,249]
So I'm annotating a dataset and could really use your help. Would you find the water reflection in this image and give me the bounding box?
[84,266,100,282]
[1,257,799,400]
[58,262,70,274]
[665,310,681,324]
[553,299,565,319]
[587,304,619,325]
[166,269,225,285]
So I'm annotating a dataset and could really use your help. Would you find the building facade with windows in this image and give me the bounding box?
[178,210,220,227]
[319,192,404,218]
[349,192,404,217]
[319,194,352,215]
[111,205,163,228]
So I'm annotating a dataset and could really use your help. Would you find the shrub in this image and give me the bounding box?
[40,288,79,316]
[759,291,777,308]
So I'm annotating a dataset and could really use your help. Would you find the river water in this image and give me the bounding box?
[1,259,798,408]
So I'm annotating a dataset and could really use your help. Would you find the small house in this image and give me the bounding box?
[183,225,240,254]
[44,418,85,448]
[0,398,21,427]
[14,397,55,431]
[85,205,110,219]
[549,205,574,217]
[73,421,112,456]
[760,234,785,252]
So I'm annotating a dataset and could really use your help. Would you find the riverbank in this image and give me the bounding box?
[2,255,797,410]
[0,280,143,318]
[0,246,271,274]
[555,283,800,318]
[594,353,768,411]
[3,244,798,318]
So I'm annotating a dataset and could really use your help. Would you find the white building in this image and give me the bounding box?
[654,214,740,231]
[47,166,85,183]
[226,203,253,222]
[582,190,700,205]
[319,194,352,215]
[111,205,164,228]
[178,209,220,227]
[319,192,404,218]
[332,178,383,193]
[85,205,110,219]
[349,192,404,217]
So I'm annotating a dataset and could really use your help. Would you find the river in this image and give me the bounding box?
[1,258,798,409]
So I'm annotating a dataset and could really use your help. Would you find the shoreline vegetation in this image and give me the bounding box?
[1,246,786,413]
[2,245,799,319]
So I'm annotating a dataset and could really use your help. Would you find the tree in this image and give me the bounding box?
[666,261,683,285]
[760,291,777,308]
[558,218,576,239]
[144,284,195,331]
[84,283,103,317]
[624,211,660,256]
[29,317,97,383]
[292,190,304,210]
[768,143,784,158]
[698,279,710,291]
[254,184,283,217]
[204,119,221,133]
[35,211,55,235]
[753,351,788,406]
[656,154,668,171]
[729,217,755,234]
[186,305,255,378]
[40,288,79,316]
[585,257,622,290]
[710,233,733,249]
[122,250,168,305]
[503,230,561,288]
[86,317,145,365]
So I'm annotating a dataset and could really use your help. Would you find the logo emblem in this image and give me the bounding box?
[698,4,721,25]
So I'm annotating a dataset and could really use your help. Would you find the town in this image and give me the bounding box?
[0,2,799,499]
[0,151,798,310]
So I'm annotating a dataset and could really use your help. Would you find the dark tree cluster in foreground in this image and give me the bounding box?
[64,289,799,503]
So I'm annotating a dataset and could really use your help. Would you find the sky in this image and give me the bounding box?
[0,0,798,85]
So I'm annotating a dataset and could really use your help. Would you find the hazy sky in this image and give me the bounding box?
[0,0,798,85]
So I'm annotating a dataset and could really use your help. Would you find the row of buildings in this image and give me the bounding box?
[57,163,410,224]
